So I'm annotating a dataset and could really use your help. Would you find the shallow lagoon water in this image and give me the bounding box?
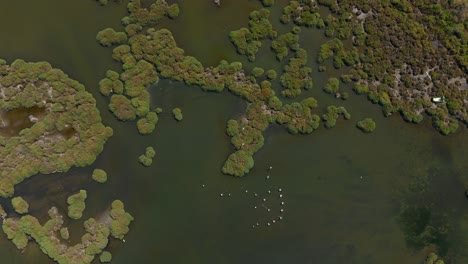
[0,0,467,263]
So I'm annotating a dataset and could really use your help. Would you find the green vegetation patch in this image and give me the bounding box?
[138,146,156,167]
[109,200,134,240]
[96,28,128,47]
[67,190,87,220]
[230,9,277,61]
[172,108,183,121]
[92,169,108,183]
[356,118,376,133]
[100,251,112,263]
[280,48,313,97]
[11,197,29,214]
[323,77,340,94]
[322,105,351,128]
[0,60,113,197]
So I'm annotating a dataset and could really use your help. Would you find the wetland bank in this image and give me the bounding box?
[0,0,467,263]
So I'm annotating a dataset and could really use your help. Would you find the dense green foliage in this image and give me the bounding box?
[11,197,29,214]
[265,69,277,80]
[321,106,351,128]
[59,227,69,240]
[138,146,155,167]
[96,28,127,47]
[0,60,113,197]
[281,0,323,27]
[230,9,277,61]
[109,200,134,240]
[222,150,255,177]
[92,169,108,183]
[137,111,158,134]
[424,253,445,264]
[2,207,111,263]
[271,30,299,61]
[99,70,123,96]
[67,190,87,220]
[125,0,179,27]
[172,108,183,121]
[280,48,313,97]
[100,251,112,263]
[356,118,376,133]
[314,1,467,134]
[109,94,136,121]
[323,77,340,94]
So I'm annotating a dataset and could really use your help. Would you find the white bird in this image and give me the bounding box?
[267,190,271,194]
[279,194,283,198]
[280,209,284,213]
[245,190,248,193]
[272,220,276,223]
[278,188,282,192]
[123,239,126,243]
[267,223,271,226]
[263,198,267,202]
[228,193,231,196]
[256,223,259,226]
[267,208,271,212]
[281,202,285,205]
[220,193,224,197]
[266,175,270,179]
[279,216,283,220]
[269,166,273,170]
[254,206,257,209]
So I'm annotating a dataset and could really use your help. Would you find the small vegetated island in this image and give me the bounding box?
[0,60,113,197]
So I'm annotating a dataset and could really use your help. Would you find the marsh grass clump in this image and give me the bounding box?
[323,77,340,94]
[172,108,183,121]
[230,9,277,61]
[11,197,29,214]
[67,190,87,220]
[322,105,351,128]
[100,251,112,263]
[280,48,313,97]
[92,169,108,183]
[356,118,376,133]
[109,200,134,240]
[96,28,128,47]
[138,146,156,167]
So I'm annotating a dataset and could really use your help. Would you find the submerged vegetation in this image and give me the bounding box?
[0,60,113,197]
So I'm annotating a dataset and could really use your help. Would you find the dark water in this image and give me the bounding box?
[0,1,467,263]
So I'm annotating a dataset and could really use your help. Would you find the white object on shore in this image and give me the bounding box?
[432,96,446,103]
